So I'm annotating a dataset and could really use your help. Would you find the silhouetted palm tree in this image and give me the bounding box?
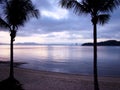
[0,0,39,79]
[59,0,120,90]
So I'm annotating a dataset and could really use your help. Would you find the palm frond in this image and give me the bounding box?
[0,0,4,3]
[97,14,110,25]
[100,0,120,12]
[59,0,119,26]
[5,0,39,27]
[59,0,91,15]
[0,17,9,28]
[30,9,39,19]
[59,0,77,9]
[75,0,91,15]
[23,0,39,18]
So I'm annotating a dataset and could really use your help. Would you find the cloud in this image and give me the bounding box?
[0,0,120,44]
[41,8,68,20]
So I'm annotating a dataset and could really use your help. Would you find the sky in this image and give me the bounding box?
[0,0,120,44]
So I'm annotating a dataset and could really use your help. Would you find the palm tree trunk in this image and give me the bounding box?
[93,23,99,90]
[9,31,14,79]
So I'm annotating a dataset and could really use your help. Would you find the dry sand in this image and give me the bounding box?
[0,64,120,90]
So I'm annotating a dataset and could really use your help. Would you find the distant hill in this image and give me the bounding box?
[82,40,120,46]
[14,43,74,46]
[0,42,40,45]
[15,42,40,45]
[0,42,73,46]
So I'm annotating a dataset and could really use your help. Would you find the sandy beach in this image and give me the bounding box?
[0,64,120,90]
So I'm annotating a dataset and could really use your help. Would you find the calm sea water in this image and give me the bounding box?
[0,45,120,77]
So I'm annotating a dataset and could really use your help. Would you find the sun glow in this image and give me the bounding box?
[15,34,45,43]
[0,31,92,44]
[0,31,10,43]
[1,30,119,45]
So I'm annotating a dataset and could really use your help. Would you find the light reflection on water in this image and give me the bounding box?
[0,45,120,77]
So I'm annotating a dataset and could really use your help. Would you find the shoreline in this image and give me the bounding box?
[0,61,27,67]
[0,64,120,90]
[0,61,120,78]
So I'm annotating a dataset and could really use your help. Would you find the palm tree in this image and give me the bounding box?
[0,0,39,79]
[59,0,120,90]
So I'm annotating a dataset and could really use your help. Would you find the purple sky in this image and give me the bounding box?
[0,0,120,44]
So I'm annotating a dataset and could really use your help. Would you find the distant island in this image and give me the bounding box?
[0,42,43,45]
[82,40,120,46]
[1,40,120,46]
[0,42,74,46]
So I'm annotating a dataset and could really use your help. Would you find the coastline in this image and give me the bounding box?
[0,64,120,90]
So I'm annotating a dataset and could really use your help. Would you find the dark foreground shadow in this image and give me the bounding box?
[0,77,24,90]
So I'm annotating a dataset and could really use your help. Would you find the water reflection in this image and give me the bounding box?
[48,46,70,62]
[0,45,120,77]
[0,46,10,61]
[0,45,93,62]
[14,46,49,61]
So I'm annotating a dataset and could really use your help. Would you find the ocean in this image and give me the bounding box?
[0,45,120,77]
